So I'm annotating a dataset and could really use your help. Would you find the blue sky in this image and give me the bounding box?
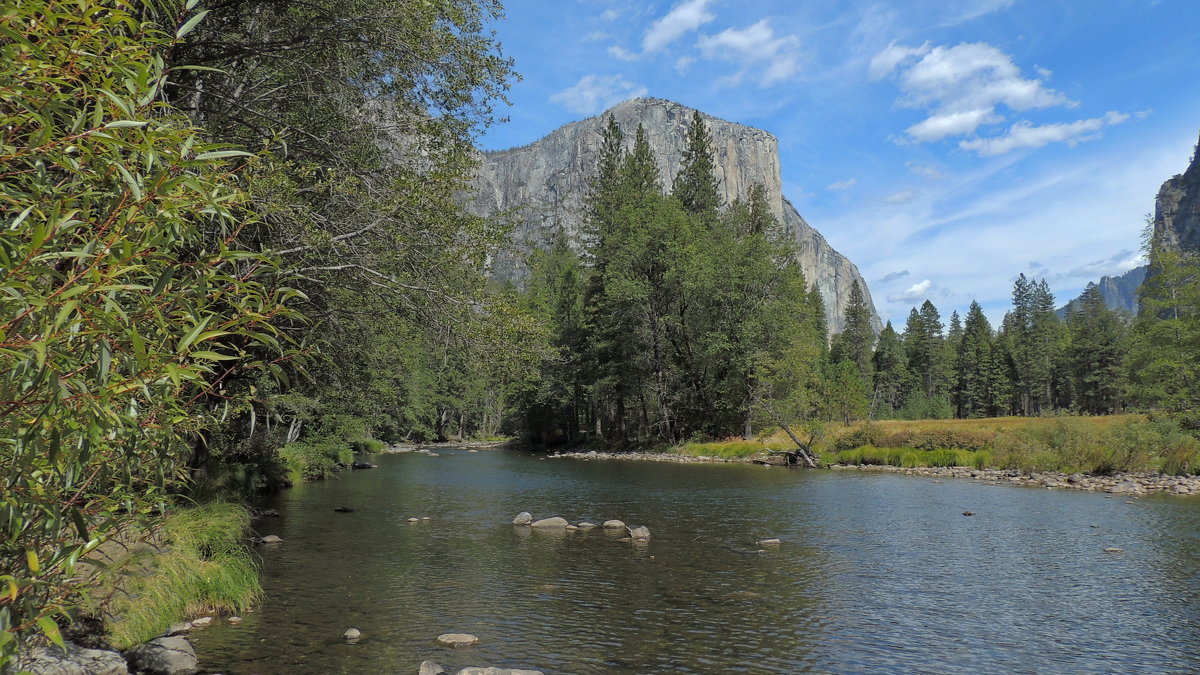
[478,0,1200,328]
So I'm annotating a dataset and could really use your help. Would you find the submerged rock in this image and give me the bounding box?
[577,521,597,529]
[530,517,568,528]
[1104,547,1125,554]
[756,538,781,546]
[226,616,242,625]
[512,512,533,525]
[419,661,446,675]
[123,636,198,675]
[435,633,480,648]
[630,526,650,541]
[334,506,356,513]
[351,461,378,470]
[257,535,283,545]
[343,628,361,644]
[602,519,626,529]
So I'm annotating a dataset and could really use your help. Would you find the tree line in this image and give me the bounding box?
[836,239,1199,421]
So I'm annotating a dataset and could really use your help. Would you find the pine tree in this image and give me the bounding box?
[958,301,1003,418]
[1067,283,1127,414]
[838,280,876,387]
[672,110,722,219]
[872,321,908,417]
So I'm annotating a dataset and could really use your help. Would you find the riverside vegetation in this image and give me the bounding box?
[2,0,1199,669]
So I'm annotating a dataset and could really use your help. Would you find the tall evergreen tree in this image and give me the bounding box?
[837,280,876,386]
[1067,283,1127,414]
[872,321,908,417]
[672,111,722,219]
[957,301,1004,418]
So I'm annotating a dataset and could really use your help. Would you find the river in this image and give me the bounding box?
[191,448,1200,674]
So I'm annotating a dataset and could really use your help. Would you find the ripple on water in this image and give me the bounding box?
[191,450,1200,674]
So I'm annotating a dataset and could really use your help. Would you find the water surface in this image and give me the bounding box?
[192,449,1200,674]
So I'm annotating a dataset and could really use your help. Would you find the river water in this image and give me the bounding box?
[191,449,1200,674]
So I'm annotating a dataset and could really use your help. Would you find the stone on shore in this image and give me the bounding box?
[630,526,650,540]
[343,628,361,644]
[436,633,480,648]
[530,517,568,528]
[123,636,198,675]
[164,622,192,637]
[419,660,446,675]
[602,519,626,529]
[13,643,129,675]
[512,512,533,525]
[1108,481,1143,495]
[190,617,213,628]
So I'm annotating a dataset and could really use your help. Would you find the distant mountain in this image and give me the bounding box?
[464,98,881,334]
[1057,265,1146,319]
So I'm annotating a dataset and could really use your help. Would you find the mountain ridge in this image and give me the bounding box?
[466,97,881,334]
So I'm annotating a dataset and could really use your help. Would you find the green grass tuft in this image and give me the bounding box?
[96,503,261,649]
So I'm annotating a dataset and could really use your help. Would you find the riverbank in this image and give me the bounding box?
[544,449,1200,495]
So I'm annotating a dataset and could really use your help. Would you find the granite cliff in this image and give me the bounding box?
[466,98,880,334]
[1152,136,1200,255]
[1057,265,1146,319]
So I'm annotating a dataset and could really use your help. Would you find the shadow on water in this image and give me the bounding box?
[191,449,1200,674]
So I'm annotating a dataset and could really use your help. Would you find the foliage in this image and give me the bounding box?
[519,113,831,445]
[89,503,260,649]
[0,1,297,662]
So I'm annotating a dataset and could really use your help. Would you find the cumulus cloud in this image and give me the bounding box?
[877,270,911,283]
[872,41,1091,145]
[869,41,930,80]
[887,279,934,303]
[883,188,919,205]
[827,177,858,191]
[550,75,648,115]
[698,19,802,86]
[643,0,714,52]
[959,112,1130,156]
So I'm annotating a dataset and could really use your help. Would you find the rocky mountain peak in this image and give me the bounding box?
[466,97,880,334]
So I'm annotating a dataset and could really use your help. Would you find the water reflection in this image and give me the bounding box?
[191,450,1200,674]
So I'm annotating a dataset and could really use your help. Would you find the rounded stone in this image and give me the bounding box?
[602,519,626,529]
[436,633,480,648]
[756,538,781,546]
[630,526,650,540]
[530,516,569,528]
[512,512,533,525]
[343,628,361,643]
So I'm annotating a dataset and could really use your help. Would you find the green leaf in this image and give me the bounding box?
[193,150,254,161]
[103,120,147,129]
[25,550,38,574]
[190,350,237,361]
[37,615,65,652]
[175,10,210,38]
[8,204,34,229]
[178,315,213,353]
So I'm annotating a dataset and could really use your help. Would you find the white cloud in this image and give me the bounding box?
[959,111,1130,156]
[906,109,1005,142]
[601,9,619,21]
[888,279,934,303]
[642,0,714,52]
[585,31,610,43]
[827,177,858,191]
[883,188,919,204]
[550,75,648,115]
[608,45,638,61]
[675,56,695,73]
[875,41,1076,142]
[1067,249,1145,278]
[869,41,930,80]
[698,19,802,86]
[907,162,944,179]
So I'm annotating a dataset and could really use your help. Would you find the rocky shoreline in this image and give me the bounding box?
[544,450,1200,496]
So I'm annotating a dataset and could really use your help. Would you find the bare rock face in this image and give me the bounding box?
[1153,137,1200,255]
[466,97,880,334]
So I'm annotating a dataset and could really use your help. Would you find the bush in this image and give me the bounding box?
[279,439,353,482]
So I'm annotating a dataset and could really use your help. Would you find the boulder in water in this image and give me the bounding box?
[123,637,198,675]
[630,526,650,541]
[530,517,568,528]
[512,512,533,525]
[435,633,480,648]
[602,519,625,529]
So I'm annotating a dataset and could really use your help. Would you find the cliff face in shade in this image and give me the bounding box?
[465,97,881,334]
[1056,265,1146,319]
[1153,139,1200,255]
